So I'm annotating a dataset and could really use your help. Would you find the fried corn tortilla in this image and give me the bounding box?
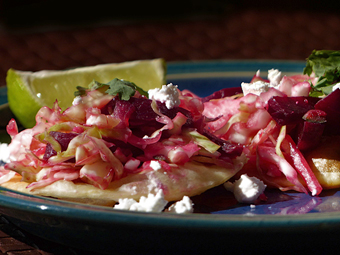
[1,161,243,206]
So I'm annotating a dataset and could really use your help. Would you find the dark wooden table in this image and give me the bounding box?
[1,3,340,254]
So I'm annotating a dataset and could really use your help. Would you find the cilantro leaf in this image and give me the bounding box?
[74,80,108,97]
[304,50,340,76]
[87,80,108,91]
[304,50,340,96]
[74,78,149,101]
[105,78,148,100]
[105,78,135,100]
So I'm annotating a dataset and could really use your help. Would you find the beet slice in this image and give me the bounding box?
[113,99,136,126]
[266,96,318,126]
[296,109,327,151]
[102,97,193,128]
[101,97,117,115]
[314,88,340,135]
[129,97,158,126]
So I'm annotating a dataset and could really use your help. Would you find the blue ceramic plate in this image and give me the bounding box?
[0,60,340,254]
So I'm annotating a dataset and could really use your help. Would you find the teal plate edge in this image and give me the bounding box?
[167,59,306,74]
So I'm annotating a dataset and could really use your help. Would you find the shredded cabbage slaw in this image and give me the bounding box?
[0,69,328,209]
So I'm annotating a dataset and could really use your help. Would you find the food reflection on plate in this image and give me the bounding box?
[193,185,322,215]
[180,184,340,216]
[314,189,340,212]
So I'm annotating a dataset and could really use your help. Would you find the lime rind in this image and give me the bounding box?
[6,59,166,128]
[6,69,43,128]
[30,59,166,110]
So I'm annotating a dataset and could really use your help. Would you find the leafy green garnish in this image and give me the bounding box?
[304,50,340,96]
[74,78,148,100]
[74,86,87,97]
[105,78,148,100]
[88,80,105,90]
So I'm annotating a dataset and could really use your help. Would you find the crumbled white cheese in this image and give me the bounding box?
[147,177,160,193]
[224,174,266,204]
[150,160,162,171]
[72,96,83,105]
[168,196,194,214]
[332,82,340,91]
[113,189,168,212]
[241,69,283,96]
[113,198,138,210]
[0,143,10,163]
[148,83,180,109]
[267,68,282,87]
[241,80,270,96]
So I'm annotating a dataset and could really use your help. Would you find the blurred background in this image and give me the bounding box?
[0,0,340,85]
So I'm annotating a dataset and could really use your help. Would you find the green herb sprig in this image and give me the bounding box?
[74,78,148,100]
[304,50,340,96]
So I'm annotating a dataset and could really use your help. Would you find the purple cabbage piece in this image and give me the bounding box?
[202,87,243,103]
[202,129,243,158]
[43,131,79,161]
[43,144,57,160]
[105,137,144,158]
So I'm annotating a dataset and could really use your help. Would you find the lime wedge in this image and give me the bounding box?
[6,59,166,128]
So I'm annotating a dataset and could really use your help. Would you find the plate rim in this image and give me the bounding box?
[1,185,340,231]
